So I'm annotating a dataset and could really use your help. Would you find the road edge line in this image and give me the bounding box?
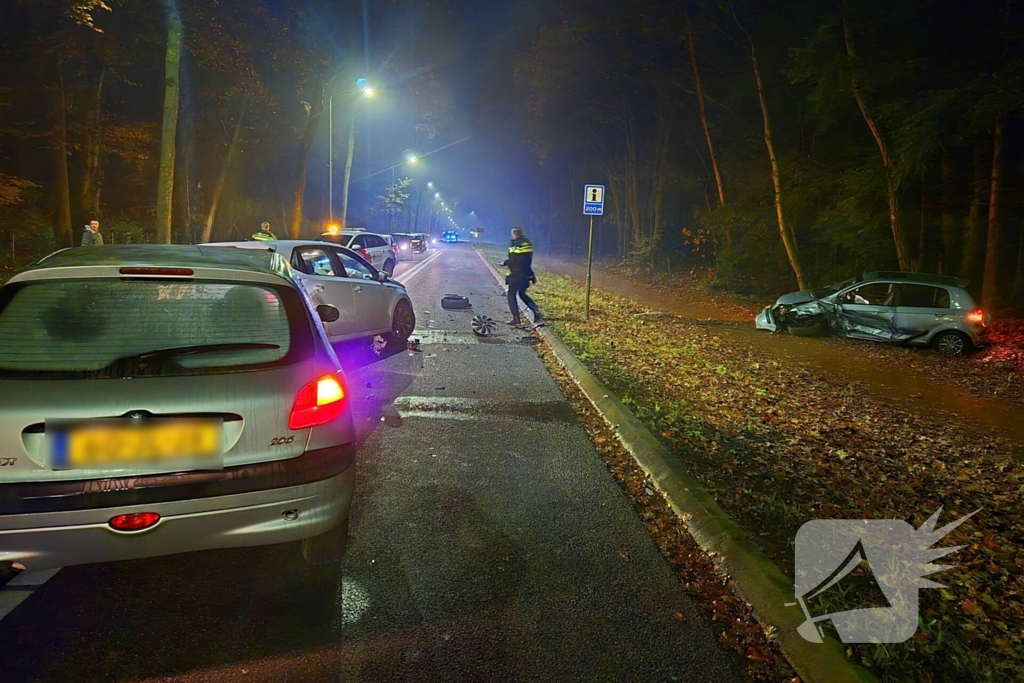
[473,245,874,683]
[393,249,444,286]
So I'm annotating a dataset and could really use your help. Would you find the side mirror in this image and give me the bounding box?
[317,304,340,323]
[376,270,388,282]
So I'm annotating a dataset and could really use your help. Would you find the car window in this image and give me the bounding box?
[296,247,337,277]
[349,235,365,248]
[371,235,388,249]
[334,251,377,280]
[897,284,950,308]
[0,280,308,379]
[841,283,893,306]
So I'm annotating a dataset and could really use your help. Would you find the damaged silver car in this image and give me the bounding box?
[755,272,988,356]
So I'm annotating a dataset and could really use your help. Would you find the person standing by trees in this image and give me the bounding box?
[81,220,103,246]
[251,221,276,242]
[502,227,544,328]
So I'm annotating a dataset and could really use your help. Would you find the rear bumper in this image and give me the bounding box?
[0,446,355,571]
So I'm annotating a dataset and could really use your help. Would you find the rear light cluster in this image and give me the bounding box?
[289,374,347,429]
[965,309,986,325]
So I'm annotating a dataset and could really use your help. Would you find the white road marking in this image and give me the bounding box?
[393,249,444,286]
[0,568,61,621]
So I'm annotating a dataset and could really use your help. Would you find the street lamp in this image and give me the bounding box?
[329,79,374,227]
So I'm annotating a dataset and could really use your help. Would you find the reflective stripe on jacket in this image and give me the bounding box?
[251,231,275,241]
[506,237,534,278]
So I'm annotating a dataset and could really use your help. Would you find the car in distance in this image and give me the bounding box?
[391,233,426,259]
[0,245,356,571]
[317,227,397,276]
[443,230,458,244]
[755,271,988,356]
[208,240,415,348]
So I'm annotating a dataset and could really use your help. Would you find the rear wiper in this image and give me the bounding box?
[115,343,281,365]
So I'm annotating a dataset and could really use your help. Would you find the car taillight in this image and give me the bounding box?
[289,374,347,429]
[109,512,161,532]
[965,309,986,325]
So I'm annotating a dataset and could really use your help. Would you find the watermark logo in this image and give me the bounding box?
[790,508,977,644]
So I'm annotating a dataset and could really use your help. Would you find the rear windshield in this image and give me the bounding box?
[0,279,313,379]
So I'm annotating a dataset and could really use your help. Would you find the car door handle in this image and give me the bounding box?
[353,286,362,293]
[312,284,325,293]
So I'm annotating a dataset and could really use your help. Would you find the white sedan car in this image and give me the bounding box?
[207,240,415,345]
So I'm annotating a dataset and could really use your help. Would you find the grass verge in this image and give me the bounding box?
[530,268,1024,683]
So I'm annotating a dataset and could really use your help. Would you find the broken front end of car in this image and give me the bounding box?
[755,300,834,337]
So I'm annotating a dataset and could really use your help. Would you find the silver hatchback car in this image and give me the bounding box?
[0,245,356,571]
[755,271,989,356]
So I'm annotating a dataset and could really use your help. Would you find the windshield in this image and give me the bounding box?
[809,278,856,299]
[0,280,310,379]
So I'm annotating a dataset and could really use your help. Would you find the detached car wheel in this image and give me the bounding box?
[389,300,416,342]
[933,330,971,357]
[302,517,349,566]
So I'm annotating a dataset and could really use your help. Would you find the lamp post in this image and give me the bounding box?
[328,80,373,227]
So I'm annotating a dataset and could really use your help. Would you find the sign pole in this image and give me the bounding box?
[585,215,595,320]
[581,183,605,321]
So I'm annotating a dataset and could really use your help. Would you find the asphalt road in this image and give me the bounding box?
[0,243,743,683]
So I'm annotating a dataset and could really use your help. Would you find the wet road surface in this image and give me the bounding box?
[0,244,743,683]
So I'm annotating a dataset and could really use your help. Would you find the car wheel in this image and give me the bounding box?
[390,300,416,341]
[302,517,349,566]
[933,330,971,357]
[384,259,396,277]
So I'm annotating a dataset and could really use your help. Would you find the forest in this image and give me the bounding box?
[0,0,458,272]
[502,0,1024,313]
[2,0,1023,313]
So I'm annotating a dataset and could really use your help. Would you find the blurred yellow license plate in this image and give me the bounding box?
[51,420,222,470]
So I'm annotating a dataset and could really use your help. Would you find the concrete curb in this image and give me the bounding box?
[473,247,874,683]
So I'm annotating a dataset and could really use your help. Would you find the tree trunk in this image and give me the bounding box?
[726,1,805,287]
[201,93,250,243]
[54,53,72,248]
[290,75,328,240]
[962,144,988,285]
[1012,220,1024,304]
[80,61,106,220]
[605,171,625,257]
[841,0,907,270]
[625,112,643,246]
[917,194,930,273]
[651,108,671,245]
[939,157,957,275]
[750,43,806,289]
[156,1,183,244]
[981,113,1005,313]
[686,8,730,246]
[548,165,555,253]
[340,117,356,228]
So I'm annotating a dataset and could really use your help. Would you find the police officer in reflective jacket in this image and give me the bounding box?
[251,221,276,241]
[501,227,545,327]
